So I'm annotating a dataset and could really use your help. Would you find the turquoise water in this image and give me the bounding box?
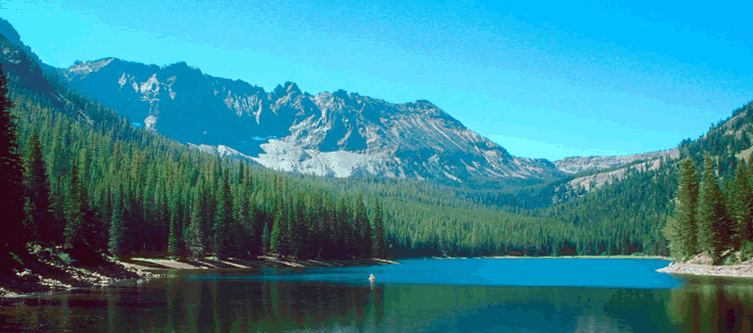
[2,258,753,332]
[189,258,683,289]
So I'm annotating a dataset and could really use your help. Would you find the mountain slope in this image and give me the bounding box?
[554,149,679,174]
[58,57,565,189]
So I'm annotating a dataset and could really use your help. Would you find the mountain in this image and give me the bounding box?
[0,18,56,76]
[58,57,565,189]
[554,149,679,175]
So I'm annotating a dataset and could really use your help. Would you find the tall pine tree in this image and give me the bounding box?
[213,174,233,260]
[188,188,207,259]
[732,159,753,248]
[696,155,733,264]
[109,185,126,258]
[22,128,57,246]
[0,64,28,272]
[372,198,386,258]
[668,158,700,259]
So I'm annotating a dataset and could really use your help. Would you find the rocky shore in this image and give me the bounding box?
[655,253,753,278]
[0,252,399,299]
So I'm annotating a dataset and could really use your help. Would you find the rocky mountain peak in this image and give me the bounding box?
[284,81,301,95]
[57,54,567,189]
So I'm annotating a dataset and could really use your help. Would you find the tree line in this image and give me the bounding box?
[4,34,753,272]
[664,154,753,264]
[0,62,390,271]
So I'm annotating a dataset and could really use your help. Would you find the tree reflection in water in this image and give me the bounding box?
[3,274,753,332]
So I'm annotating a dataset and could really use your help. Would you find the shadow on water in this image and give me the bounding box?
[3,263,753,332]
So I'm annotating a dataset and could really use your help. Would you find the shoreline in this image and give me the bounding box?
[0,255,399,300]
[430,255,672,260]
[655,261,753,279]
[654,252,753,279]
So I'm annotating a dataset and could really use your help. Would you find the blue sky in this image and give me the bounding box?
[2,0,751,161]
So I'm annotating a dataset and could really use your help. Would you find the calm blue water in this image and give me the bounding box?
[187,258,682,289]
[3,258,753,332]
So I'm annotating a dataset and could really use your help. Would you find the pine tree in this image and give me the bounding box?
[22,128,57,246]
[213,174,233,260]
[65,158,83,248]
[168,187,185,258]
[233,190,254,258]
[668,158,700,258]
[261,220,270,253]
[732,159,753,248]
[188,189,206,259]
[270,208,285,255]
[290,194,307,258]
[109,185,126,258]
[696,155,733,264]
[372,198,386,258]
[0,64,28,272]
[337,197,351,259]
[353,195,371,258]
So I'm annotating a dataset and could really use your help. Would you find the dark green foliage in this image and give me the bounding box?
[22,128,57,245]
[696,155,732,264]
[666,158,700,258]
[289,194,307,258]
[337,198,352,259]
[372,198,386,258]
[188,189,206,259]
[261,219,270,253]
[353,195,371,258]
[109,185,125,257]
[213,174,233,260]
[168,186,185,258]
[270,208,285,255]
[0,64,27,272]
[732,159,753,247]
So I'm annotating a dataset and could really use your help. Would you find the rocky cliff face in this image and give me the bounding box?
[554,149,679,174]
[59,57,565,189]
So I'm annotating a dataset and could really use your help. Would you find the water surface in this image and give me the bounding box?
[2,258,752,332]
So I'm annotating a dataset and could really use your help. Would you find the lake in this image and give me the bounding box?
[2,258,753,332]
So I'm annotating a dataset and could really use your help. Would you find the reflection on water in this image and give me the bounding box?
[2,261,753,332]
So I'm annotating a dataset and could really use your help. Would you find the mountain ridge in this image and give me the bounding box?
[0,17,678,190]
[58,56,565,189]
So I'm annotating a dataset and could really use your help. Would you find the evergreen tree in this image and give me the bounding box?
[48,120,71,224]
[290,194,307,258]
[0,64,28,272]
[337,197,352,259]
[668,158,700,258]
[188,189,206,259]
[353,195,371,258]
[22,128,57,246]
[732,159,753,247]
[168,187,185,258]
[65,158,83,248]
[213,174,233,260]
[696,155,733,264]
[261,219,270,253]
[109,185,126,257]
[372,198,386,258]
[270,208,285,255]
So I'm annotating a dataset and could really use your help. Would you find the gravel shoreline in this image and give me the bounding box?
[656,261,753,278]
[0,255,398,299]
[655,252,753,279]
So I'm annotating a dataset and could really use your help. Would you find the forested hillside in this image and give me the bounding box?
[3,23,753,274]
[529,101,753,257]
